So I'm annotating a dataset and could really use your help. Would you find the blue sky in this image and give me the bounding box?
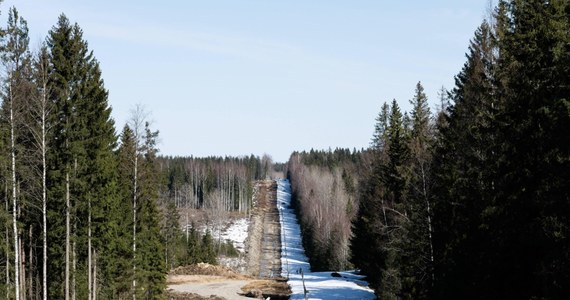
[3,1,490,162]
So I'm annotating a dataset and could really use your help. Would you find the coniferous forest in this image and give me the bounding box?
[0,1,568,299]
[0,9,168,300]
[350,1,570,299]
[0,8,273,299]
[290,1,569,299]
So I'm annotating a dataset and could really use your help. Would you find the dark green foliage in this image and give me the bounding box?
[431,1,570,299]
[162,199,181,270]
[350,2,569,299]
[352,83,436,299]
[200,230,217,265]
[0,10,169,299]
[217,240,239,258]
[134,123,166,299]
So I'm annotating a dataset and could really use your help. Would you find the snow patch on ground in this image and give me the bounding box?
[197,218,249,253]
[219,218,249,253]
[277,179,375,300]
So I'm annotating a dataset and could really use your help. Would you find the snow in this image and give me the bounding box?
[277,179,376,300]
[219,218,249,253]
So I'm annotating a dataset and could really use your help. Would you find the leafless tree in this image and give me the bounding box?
[127,104,148,300]
[27,45,52,300]
[204,189,226,246]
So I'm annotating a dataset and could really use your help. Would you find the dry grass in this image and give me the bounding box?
[239,277,291,299]
[169,263,252,280]
[166,289,226,300]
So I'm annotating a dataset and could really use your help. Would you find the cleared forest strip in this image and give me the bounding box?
[245,180,281,277]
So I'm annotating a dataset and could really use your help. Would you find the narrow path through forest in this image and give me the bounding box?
[245,180,281,278]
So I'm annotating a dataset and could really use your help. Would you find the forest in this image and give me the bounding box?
[287,1,569,299]
[0,0,568,299]
[0,8,171,300]
[0,5,276,299]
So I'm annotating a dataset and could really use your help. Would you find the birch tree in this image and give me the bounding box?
[1,8,31,299]
[30,45,52,300]
[127,104,146,299]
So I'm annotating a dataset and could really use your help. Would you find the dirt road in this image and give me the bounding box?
[245,180,281,278]
[168,277,251,299]
[167,264,290,299]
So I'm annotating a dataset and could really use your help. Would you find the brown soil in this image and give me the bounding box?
[239,278,291,299]
[167,263,291,299]
[245,180,281,278]
[168,180,290,299]
[166,290,226,300]
[169,263,251,280]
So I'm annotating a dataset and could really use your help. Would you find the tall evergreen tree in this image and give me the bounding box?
[399,82,435,299]
[490,0,570,297]
[46,15,76,299]
[371,102,390,152]
[431,18,501,299]
[46,14,123,299]
[432,1,570,298]
[134,122,165,299]
[352,100,410,298]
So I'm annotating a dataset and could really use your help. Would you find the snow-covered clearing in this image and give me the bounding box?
[277,179,375,300]
[196,217,249,253]
[218,218,249,252]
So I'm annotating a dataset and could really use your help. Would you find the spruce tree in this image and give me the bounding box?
[46,14,124,299]
[46,15,77,299]
[352,100,410,298]
[135,122,165,299]
[114,125,137,298]
[431,18,501,299]
[400,82,434,299]
[432,1,570,298]
[490,0,570,297]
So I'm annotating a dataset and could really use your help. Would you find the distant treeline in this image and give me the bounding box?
[158,154,272,212]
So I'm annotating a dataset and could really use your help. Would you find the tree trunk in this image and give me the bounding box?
[28,226,33,299]
[72,237,76,300]
[421,165,435,284]
[42,105,47,300]
[88,197,92,300]
[20,234,25,300]
[93,251,97,300]
[10,88,21,300]
[65,171,70,300]
[5,182,9,300]
[132,152,138,300]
